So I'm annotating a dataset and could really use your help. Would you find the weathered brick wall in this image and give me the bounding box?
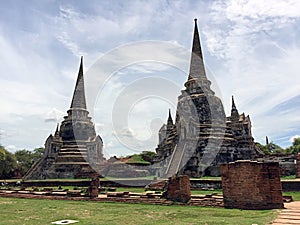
[296,153,300,178]
[221,160,283,209]
[164,175,191,203]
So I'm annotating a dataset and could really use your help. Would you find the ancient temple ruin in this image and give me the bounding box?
[24,57,104,179]
[155,19,263,177]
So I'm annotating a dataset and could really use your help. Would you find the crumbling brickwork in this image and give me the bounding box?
[296,153,300,178]
[88,177,99,198]
[221,160,283,209]
[164,175,191,203]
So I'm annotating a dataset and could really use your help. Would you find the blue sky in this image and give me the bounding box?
[0,0,300,157]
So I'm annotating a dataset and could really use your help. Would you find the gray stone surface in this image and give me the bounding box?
[24,57,104,179]
[155,19,263,177]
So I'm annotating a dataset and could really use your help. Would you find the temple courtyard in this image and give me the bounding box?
[1,182,300,225]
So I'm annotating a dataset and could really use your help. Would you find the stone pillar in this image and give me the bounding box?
[88,177,100,198]
[221,160,283,209]
[296,153,300,178]
[164,175,191,203]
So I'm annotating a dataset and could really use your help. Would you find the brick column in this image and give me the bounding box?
[88,177,99,198]
[221,160,283,209]
[164,175,191,203]
[296,153,300,178]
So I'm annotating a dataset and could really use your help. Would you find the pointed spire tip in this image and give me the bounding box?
[168,109,172,118]
[231,96,236,108]
[167,109,173,127]
[70,57,87,109]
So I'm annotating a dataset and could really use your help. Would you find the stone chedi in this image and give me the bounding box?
[24,57,104,179]
[155,19,262,177]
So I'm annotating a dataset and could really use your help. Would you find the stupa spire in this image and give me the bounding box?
[70,56,87,109]
[266,136,269,145]
[231,96,239,121]
[232,95,237,109]
[167,109,173,126]
[166,109,174,135]
[188,18,207,80]
[54,123,60,136]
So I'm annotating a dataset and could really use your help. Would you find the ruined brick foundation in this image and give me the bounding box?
[221,160,284,209]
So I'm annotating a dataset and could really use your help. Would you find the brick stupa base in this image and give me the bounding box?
[221,160,284,210]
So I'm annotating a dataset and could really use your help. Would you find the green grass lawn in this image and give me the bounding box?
[284,191,300,201]
[281,175,296,180]
[0,197,278,225]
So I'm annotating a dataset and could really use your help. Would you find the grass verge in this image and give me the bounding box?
[0,197,278,225]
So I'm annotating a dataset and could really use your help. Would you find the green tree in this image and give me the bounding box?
[32,147,44,162]
[14,147,44,176]
[256,142,284,155]
[267,142,284,154]
[255,142,269,154]
[15,150,34,176]
[285,137,300,154]
[0,146,17,179]
[140,151,157,163]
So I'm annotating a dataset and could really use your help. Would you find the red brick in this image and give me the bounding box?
[221,161,284,210]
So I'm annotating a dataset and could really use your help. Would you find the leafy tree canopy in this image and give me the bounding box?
[14,147,44,176]
[0,145,17,179]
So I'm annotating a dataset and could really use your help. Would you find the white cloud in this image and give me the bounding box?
[224,0,300,19]
[57,31,86,57]
[0,0,299,152]
[290,135,300,143]
[45,108,65,123]
[203,0,300,147]
[6,145,17,152]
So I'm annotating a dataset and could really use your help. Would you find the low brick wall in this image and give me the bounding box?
[6,178,300,191]
[0,191,223,207]
[282,180,300,191]
[190,179,222,190]
[19,179,152,188]
[221,160,284,210]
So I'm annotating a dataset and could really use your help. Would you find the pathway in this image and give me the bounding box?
[272,201,300,224]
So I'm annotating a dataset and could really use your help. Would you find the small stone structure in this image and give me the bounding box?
[221,160,284,209]
[88,177,100,198]
[163,175,191,203]
[296,153,300,178]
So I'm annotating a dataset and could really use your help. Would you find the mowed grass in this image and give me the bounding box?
[0,197,278,225]
[284,192,300,201]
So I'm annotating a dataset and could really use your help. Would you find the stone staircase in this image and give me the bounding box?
[55,144,88,165]
[165,143,186,177]
[23,156,46,180]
